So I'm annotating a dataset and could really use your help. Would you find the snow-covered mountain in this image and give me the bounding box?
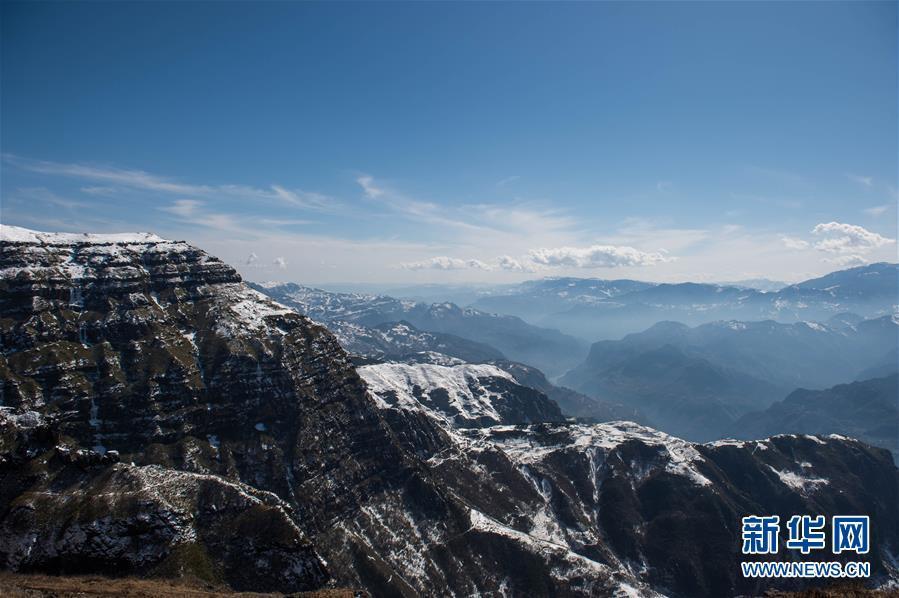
[2,226,897,597]
[364,360,899,597]
[359,362,565,428]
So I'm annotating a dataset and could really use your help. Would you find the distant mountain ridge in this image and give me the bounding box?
[471,262,897,340]
[560,315,898,441]
[730,374,899,458]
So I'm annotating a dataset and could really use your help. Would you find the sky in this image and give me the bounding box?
[1,1,896,285]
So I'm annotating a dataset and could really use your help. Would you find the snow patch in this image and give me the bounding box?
[768,465,828,493]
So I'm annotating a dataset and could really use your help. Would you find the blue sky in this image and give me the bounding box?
[1,1,896,284]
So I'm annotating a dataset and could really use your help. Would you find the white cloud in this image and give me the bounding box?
[246,252,259,265]
[400,256,492,271]
[528,244,672,268]
[811,222,894,254]
[846,173,874,188]
[656,181,673,191]
[781,235,810,250]
[273,256,288,269]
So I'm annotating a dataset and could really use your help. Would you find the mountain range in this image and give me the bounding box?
[2,226,897,596]
[731,374,899,458]
[559,315,897,441]
[470,263,898,341]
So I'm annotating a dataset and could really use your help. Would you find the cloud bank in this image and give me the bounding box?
[400,256,492,271]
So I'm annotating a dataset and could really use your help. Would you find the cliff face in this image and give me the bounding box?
[2,227,897,597]
[0,228,441,592]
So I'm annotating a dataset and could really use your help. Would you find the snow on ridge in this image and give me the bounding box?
[0,225,209,282]
[358,362,517,426]
[213,285,297,337]
[468,421,714,488]
[706,438,771,453]
[1,224,166,245]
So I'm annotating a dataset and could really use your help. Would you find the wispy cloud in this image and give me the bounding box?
[356,174,499,235]
[863,204,890,217]
[9,187,87,210]
[270,185,333,210]
[846,173,874,188]
[160,199,204,218]
[780,235,810,251]
[611,217,709,253]
[357,175,386,199]
[4,154,338,212]
[496,175,521,187]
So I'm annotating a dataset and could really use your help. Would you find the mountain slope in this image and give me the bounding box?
[370,367,899,597]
